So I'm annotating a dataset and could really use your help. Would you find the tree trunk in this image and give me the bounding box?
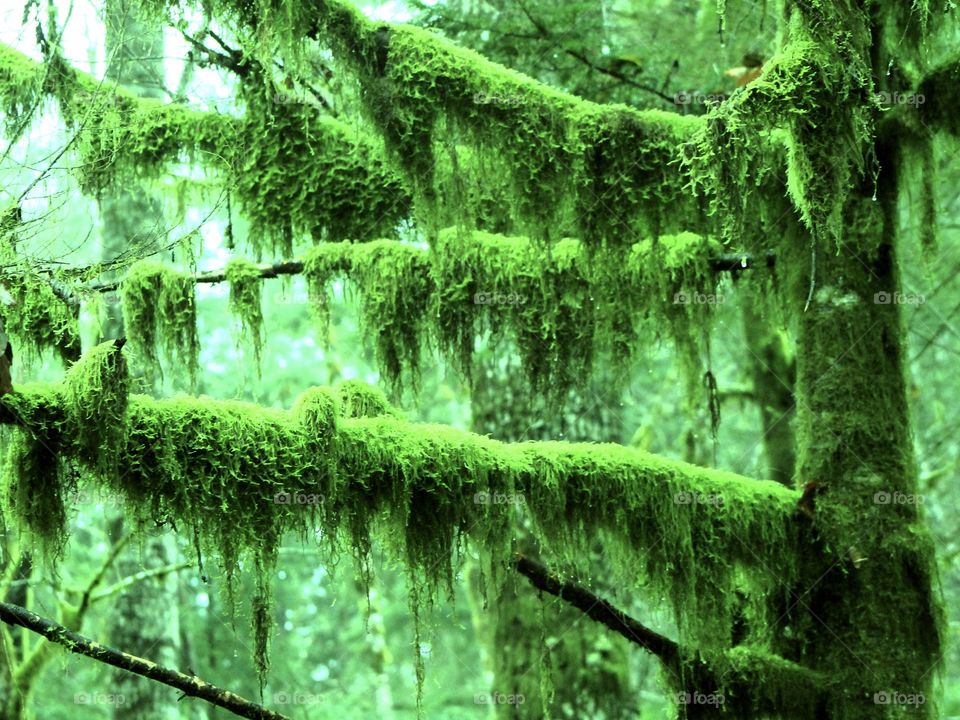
[783,187,941,717]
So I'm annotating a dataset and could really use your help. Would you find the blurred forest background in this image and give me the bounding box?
[0,0,957,718]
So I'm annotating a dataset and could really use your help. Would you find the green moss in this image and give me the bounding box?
[119,260,199,387]
[1,376,801,648]
[0,272,80,364]
[304,241,432,391]
[432,229,596,397]
[302,242,351,340]
[335,380,398,418]
[235,87,411,255]
[301,229,720,401]
[0,385,70,561]
[313,2,704,243]
[225,258,264,372]
[0,45,411,257]
[63,339,129,474]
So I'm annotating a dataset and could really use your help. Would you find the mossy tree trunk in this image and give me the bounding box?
[740,284,796,486]
[778,200,942,717]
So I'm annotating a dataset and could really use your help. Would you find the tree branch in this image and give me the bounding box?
[513,553,679,665]
[80,248,773,296]
[0,602,291,720]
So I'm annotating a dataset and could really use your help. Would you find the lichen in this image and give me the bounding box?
[225,258,264,373]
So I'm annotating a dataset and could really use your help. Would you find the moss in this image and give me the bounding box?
[234,87,411,255]
[304,241,432,391]
[225,258,264,372]
[303,229,721,401]
[302,242,351,340]
[119,260,199,388]
[1,376,801,651]
[335,379,398,419]
[0,385,70,561]
[312,2,705,243]
[63,339,129,474]
[0,45,411,257]
[0,272,81,364]
[432,229,597,398]
[671,646,827,718]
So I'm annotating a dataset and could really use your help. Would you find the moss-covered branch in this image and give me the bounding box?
[0,42,410,254]
[0,343,814,709]
[0,601,291,720]
[513,553,827,715]
[0,345,801,653]
[110,230,724,398]
[285,0,709,243]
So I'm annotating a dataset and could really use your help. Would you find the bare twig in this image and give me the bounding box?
[512,553,679,665]
[0,602,291,720]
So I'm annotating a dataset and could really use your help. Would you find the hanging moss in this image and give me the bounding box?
[308,1,705,243]
[0,385,70,561]
[0,45,411,257]
[63,339,129,474]
[119,260,199,387]
[1,375,801,651]
[235,87,411,256]
[225,258,264,372]
[302,241,351,340]
[683,13,875,250]
[301,229,721,400]
[304,241,432,391]
[431,229,597,398]
[0,272,81,364]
